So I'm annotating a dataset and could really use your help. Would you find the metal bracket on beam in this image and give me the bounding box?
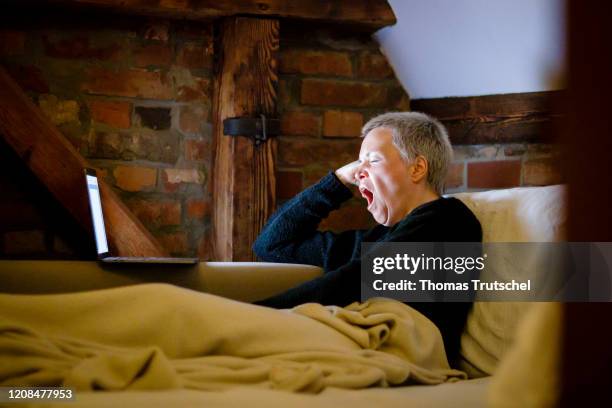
[223,114,280,145]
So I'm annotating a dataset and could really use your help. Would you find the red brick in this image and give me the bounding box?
[186,199,210,220]
[89,100,132,129]
[0,30,25,56]
[134,43,172,67]
[156,231,189,256]
[82,67,173,99]
[91,131,123,159]
[177,77,210,103]
[113,166,157,192]
[123,130,180,163]
[185,139,209,161]
[177,42,212,69]
[522,157,563,186]
[468,160,521,189]
[279,138,361,167]
[43,34,120,60]
[445,162,465,189]
[38,94,79,126]
[5,65,49,93]
[3,230,46,255]
[276,171,303,199]
[319,204,375,232]
[356,51,394,79]
[179,105,207,134]
[162,168,204,192]
[280,111,320,136]
[322,110,363,137]
[280,50,352,77]
[301,79,389,108]
[125,199,181,228]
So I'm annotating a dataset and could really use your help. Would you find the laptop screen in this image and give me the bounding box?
[85,173,109,255]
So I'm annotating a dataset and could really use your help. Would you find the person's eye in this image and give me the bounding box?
[370,159,380,163]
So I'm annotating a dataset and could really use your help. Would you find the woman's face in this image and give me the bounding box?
[356,127,414,226]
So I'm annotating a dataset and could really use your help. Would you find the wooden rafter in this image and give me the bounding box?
[411,91,563,145]
[0,67,167,257]
[36,0,396,31]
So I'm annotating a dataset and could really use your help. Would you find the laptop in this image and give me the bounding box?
[84,168,199,264]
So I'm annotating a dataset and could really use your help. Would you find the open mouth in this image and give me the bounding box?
[360,186,374,207]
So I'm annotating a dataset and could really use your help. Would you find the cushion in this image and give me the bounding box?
[486,302,562,407]
[451,185,567,377]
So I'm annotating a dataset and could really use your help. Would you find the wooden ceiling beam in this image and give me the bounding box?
[37,0,396,31]
[0,67,167,258]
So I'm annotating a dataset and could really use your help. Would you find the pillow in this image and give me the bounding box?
[451,185,567,377]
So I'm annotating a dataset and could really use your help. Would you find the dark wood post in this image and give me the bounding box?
[211,17,279,261]
[560,1,612,406]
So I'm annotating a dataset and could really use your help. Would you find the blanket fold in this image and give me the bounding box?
[0,283,465,393]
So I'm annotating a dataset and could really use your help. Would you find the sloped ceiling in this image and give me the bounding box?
[374,0,565,99]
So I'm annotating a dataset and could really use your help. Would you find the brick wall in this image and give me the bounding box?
[446,143,562,192]
[412,92,564,194]
[0,14,562,259]
[275,24,562,233]
[0,14,213,259]
[276,23,409,233]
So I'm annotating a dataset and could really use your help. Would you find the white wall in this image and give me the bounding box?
[374,0,565,99]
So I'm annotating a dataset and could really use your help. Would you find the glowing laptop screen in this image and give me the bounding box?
[85,174,109,255]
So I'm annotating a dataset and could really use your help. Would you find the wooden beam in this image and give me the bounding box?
[0,67,167,257]
[211,17,279,261]
[411,91,564,145]
[38,0,395,31]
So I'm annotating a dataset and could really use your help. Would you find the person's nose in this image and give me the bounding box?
[356,164,368,182]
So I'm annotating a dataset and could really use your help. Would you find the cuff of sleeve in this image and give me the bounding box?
[318,170,354,201]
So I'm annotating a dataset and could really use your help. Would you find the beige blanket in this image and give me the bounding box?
[0,283,465,393]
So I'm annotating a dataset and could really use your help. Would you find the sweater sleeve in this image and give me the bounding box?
[252,171,365,268]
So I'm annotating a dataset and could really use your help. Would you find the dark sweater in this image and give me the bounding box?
[252,171,482,366]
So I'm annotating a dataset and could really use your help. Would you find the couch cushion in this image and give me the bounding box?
[450,185,567,377]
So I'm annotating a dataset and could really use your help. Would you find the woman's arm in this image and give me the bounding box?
[252,171,366,268]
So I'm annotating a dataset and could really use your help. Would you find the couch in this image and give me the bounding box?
[0,184,566,407]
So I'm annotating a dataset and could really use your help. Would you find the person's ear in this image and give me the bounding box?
[409,155,428,183]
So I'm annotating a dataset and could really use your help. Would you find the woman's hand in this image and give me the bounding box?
[335,160,360,187]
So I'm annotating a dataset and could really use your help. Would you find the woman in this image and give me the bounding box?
[253,112,482,367]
